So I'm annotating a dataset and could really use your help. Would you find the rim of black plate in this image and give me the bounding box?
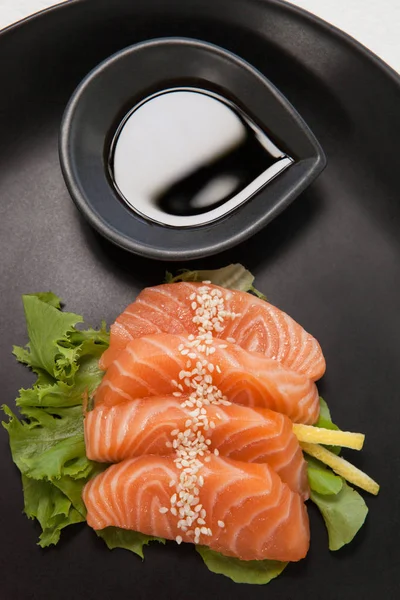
[0,0,398,90]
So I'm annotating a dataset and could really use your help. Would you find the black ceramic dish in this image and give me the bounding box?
[1,1,399,599]
[59,37,326,260]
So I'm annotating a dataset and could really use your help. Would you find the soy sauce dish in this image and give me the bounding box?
[59,38,326,260]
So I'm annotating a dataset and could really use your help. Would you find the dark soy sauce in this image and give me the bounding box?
[110,88,293,227]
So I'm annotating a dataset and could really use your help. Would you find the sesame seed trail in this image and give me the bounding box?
[163,283,240,545]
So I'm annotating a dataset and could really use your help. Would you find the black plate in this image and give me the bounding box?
[1,1,399,599]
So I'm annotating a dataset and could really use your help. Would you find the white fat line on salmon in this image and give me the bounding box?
[159,284,240,545]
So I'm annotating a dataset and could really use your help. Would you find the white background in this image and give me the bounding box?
[0,0,399,74]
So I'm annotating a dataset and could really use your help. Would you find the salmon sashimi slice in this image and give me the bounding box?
[83,454,310,562]
[84,396,309,499]
[94,333,320,424]
[99,282,325,381]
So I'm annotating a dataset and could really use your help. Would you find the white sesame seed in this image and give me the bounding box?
[176,535,183,545]
[214,448,219,456]
[218,520,225,528]
[173,391,182,397]
[159,507,168,514]
[166,285,236,537]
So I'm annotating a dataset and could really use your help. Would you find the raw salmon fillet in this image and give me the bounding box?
[83,454,310,562]
[84,396,309,498]
[94,334,320,424]
[100,282,325,381]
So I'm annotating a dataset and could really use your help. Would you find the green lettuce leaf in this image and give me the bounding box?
[165,264,267,300]
[307,398,342,494]
[13,294,83,381]
[306,456,343,495]
[51,462,108,518]
[3,404,91,480]
[17,380,85,409]
[52,475,90,517]
[97,527,165,559]
[310,482,368,550]
[3,293,159,557]
[315,397,339,431]
[307,398,368,549]
[22,475,85,547]
[16,340,106,411]
[196,547,287,584]
[28,292,62,309]
[313,397,341,456]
